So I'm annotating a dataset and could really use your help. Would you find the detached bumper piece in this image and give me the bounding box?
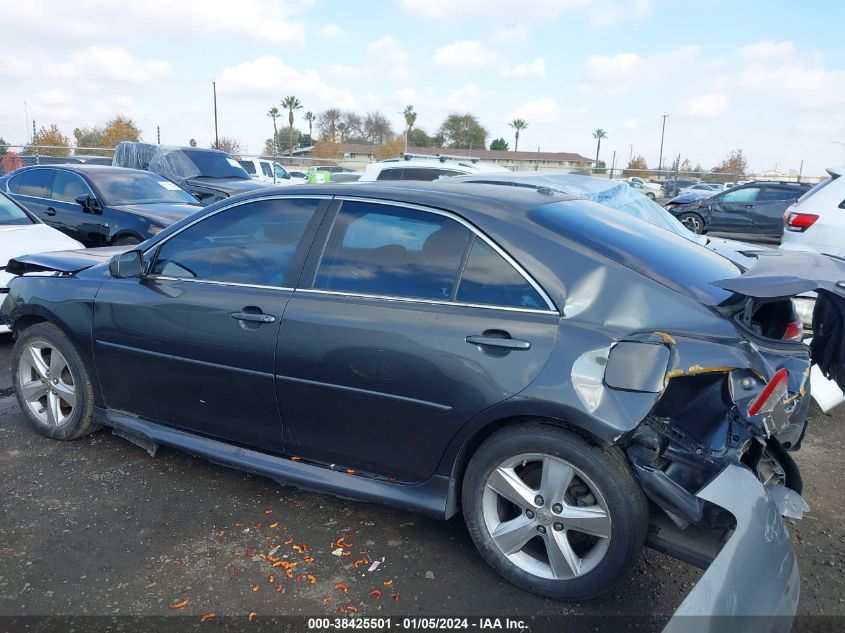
[663,464,802,633]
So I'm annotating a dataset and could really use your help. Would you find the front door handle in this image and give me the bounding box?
[44,207,57,216]
[230,311,275,324]
[466,334,531,350]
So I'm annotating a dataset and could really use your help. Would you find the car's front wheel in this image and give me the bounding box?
[12,322,98,440]
[678,212,705,234]
[462,424,647,600]
[645,191,656,201]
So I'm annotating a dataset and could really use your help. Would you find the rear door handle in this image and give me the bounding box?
[230,311,276,323]
[466,335,531,350]
[44,207,57,216]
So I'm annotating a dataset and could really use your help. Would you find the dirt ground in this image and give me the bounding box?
[0,338,842,628]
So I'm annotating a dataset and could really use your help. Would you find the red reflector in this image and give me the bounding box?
[747,368,789,417]
[782,316,803,342]
[785,212,819,229]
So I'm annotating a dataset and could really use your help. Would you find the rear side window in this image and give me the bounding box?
[16,169,54,198]
[260,162,273,178]
[759,188,801,202]
[457,239,545,309]
[239,160,256,174]
[51,171,93,203]
[316,201,470,300]
[151,198,322,287]
[376,168,402,181]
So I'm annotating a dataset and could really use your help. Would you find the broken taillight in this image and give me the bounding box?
[747,368,789,417]
[782,315,803,341]
[784,212,819,232]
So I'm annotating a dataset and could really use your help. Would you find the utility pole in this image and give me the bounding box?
[610,150,616,180]
[212,81,219,149]
[628,144,633,163]
[157,126,161,144]
[798,160,804,183]
[658,114,669,175]
[24,101,29,144]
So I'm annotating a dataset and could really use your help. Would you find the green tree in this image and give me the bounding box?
[402,105,417,151]
[189,138,197,147]
[0,137,8,155]
[73,126,105,151]
[30,124,70,156]
[100,115,141,150]
[267,107,281,155]
[303,111,315,142]
[407,128,431,148]
[508,118,528,151]
[438,113,488,150]
[592,128,608,164]
[281,96,303,155]
[622,154,649,177]
[490,137,509,151]
[264,127,302,155]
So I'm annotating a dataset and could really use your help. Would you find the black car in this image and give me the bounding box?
[3,182,842,620]
[667,181,812,236]
[113,142,271,206]
[0,164,202,246]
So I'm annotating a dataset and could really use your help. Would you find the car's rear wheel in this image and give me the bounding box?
[13,323,98,440]
[462,424,647,600]
[645,191,656,201]
[678,212,705,234]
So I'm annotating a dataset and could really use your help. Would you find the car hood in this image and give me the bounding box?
[111,202,201,224]
[0,224,83,268]
[183,177,272,194]
[5,246,129,275]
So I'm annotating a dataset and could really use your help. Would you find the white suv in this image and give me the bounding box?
[359,153,509,182]
[238,158,306,185]
[780,167,845,257]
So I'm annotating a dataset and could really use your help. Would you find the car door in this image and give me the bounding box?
[6,168,55,219]
[708,187,760,231]
[752,187,802,235]
[275,199,560,483]
[93,195,329,451]
[47,169,107,245]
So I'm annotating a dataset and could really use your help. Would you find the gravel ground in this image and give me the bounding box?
[0,337,842,627]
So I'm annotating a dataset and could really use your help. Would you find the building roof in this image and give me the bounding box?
[337,143,594,163]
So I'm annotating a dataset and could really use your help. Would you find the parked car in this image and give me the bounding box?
[679,183,723,196]
[663,190,716,211]
[4,181,837,625]
[238,158,307,185]
[0,191,83,332]
[113,142,271,206]
[288,170,308,180]
[0,165,201,246]
[359,153,509,182]
[780,168,845,257]
[660,178,699,198]
[624,176,662,200]
[667,181,812,235]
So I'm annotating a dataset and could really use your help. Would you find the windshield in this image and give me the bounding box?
[0,193,35,225]
[274,163,291,179]
[174,150,251,180]
[89,172,199,206]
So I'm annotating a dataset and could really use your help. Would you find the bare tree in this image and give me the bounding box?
[318,109,342,143]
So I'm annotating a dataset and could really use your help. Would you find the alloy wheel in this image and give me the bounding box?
[482,453,612,580]
[17,340,77,427]
[680,214,703,233]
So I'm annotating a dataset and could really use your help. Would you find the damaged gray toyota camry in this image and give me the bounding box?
[2,182,842,630]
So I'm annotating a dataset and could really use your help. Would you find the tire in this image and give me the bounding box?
[759,438,803,494]
[12,322,98,441]
[645,192,656,201]
[112,235,142,246]
[462,423,648,600]
[677,212,705,234]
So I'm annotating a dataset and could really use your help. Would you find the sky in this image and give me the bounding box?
[2,0,845,176]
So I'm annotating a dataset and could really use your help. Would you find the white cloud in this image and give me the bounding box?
[368,35,410,80]
[492,24,528,43]
[678,93,729,119]
[319,23,346,38]
[737,40,795,61]
[502,58,546,78]
[0,47,170,85]
[505,99,562,124]
[434,41,499,67]
[216,56,357,108]
[578,45,699,95]
[588,0,652,27]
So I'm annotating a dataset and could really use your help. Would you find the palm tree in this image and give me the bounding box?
[303,111,315,144]
[281,95,303,155]
[267,107,280,155]
[592,128,608,164]
[508,119,528,151]
[402,105,417,152]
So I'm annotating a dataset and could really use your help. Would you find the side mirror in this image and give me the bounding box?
[75,194,102,214]
[109,250,144,279]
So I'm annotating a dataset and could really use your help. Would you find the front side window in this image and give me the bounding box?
[151,198,321,287]
[274,164,291,180]
[260,162,274,178]
[51,171,93,203]
[722,187,760,203]
[16,169,54,198]
[315,201,470,300]
[0,193,34,225]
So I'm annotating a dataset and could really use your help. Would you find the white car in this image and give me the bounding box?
[358,153,509,182]
[780,167,844,257]
[238,158,306,185]
[0,193,84,332]
[624,177,662,200]
[679,183,723,196]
